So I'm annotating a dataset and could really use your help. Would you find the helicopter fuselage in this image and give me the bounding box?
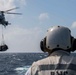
[0,14,9,27]
[0,7,21,27]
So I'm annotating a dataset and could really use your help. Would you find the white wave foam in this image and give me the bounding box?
[15,65,30,71]
[15,65,30,75]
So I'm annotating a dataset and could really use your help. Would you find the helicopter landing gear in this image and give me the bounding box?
[4,21,11,27]
[5,21,8,25]
[3,21,8,27]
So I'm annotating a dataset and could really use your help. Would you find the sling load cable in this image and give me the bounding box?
[1,25,5,45]
[0,25,8,51]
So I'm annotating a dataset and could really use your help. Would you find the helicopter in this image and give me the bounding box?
[0,7,22,27]
[0,7,22,51]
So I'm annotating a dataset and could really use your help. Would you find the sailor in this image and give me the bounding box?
[25,26,76,75]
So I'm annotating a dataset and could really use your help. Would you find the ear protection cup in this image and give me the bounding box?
[40,37,46,52]
[71,36,76,52]
[72,39,76,51]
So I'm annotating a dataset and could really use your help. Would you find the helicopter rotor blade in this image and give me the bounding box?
[5,7,19,12]
[6,12,22,15]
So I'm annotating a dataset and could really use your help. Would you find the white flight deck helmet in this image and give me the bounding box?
[46,26,71,50]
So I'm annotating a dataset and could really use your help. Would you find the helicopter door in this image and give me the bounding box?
[0,26,8,51]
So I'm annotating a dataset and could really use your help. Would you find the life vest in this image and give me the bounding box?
[31,51,76,75]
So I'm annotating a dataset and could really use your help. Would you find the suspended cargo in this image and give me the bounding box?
[0,44,8,51]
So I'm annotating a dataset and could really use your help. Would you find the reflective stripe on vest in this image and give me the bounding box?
[39,64,76,71]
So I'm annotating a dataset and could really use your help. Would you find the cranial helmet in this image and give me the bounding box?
[40,26,74,52]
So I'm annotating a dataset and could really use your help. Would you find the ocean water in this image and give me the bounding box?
[0,53,48,75]
[0,53,76,75]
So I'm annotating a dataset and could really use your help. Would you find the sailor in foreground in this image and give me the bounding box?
[25,26,76,75]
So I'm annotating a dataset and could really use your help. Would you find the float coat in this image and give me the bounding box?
[31,50,76,75]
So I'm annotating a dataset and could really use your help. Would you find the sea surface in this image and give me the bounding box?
[0,53,76,75]
[0,53,48,75]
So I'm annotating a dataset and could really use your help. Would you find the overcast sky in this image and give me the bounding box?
[0,0,76,53]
